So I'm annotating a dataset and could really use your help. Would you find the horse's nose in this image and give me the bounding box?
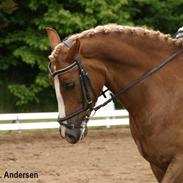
[65,128,81,144]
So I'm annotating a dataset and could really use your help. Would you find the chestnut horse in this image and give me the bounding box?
[47,24,183,183]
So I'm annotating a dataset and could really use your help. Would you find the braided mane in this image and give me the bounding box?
[49,24,183,61]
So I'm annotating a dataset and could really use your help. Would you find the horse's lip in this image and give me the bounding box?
[59,126,78,144]
[65,135,79,144]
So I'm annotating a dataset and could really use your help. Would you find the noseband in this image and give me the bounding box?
[49,39,183,130]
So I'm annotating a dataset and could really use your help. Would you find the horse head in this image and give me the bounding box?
[47,28,106,144]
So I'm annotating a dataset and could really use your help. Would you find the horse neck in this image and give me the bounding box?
[81,34,180,114]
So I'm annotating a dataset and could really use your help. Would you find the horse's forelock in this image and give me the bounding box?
[49,43,64,62]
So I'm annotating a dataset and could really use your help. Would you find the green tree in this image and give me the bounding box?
[127,0,183,34]
[0,0,131,112]
[0,0,183,112]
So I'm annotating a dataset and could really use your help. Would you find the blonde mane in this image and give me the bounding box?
[49,24,183,61]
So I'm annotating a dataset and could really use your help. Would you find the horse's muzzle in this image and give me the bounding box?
[59,125,88,144]
[65,128,81,144]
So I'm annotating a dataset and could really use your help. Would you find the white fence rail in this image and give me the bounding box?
[0,110,129,131]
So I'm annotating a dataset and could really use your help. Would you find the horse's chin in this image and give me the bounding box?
[65,134,79,144]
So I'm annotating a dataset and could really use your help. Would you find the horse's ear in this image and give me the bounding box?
[66,39,80,62]
[46,27,61,50]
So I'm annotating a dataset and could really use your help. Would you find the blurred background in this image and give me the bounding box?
[0,0,183,113]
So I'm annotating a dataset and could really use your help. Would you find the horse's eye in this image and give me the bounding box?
[63,79,75,90]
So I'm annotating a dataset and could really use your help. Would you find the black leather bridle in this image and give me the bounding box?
[48,45,97,129]
[49,39,183,129]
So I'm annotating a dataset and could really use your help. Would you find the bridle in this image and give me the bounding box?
[48,42,98,129]
[48,39,183,129]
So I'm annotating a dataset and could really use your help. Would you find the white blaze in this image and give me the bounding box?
[54,75,66,117]
[54,75,66,137]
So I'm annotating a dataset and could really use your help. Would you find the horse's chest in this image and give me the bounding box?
[129,116,171,167]
[129,119,148,158]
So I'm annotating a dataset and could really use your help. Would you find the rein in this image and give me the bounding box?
[49,39,183,129]
[94,47,183,111]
